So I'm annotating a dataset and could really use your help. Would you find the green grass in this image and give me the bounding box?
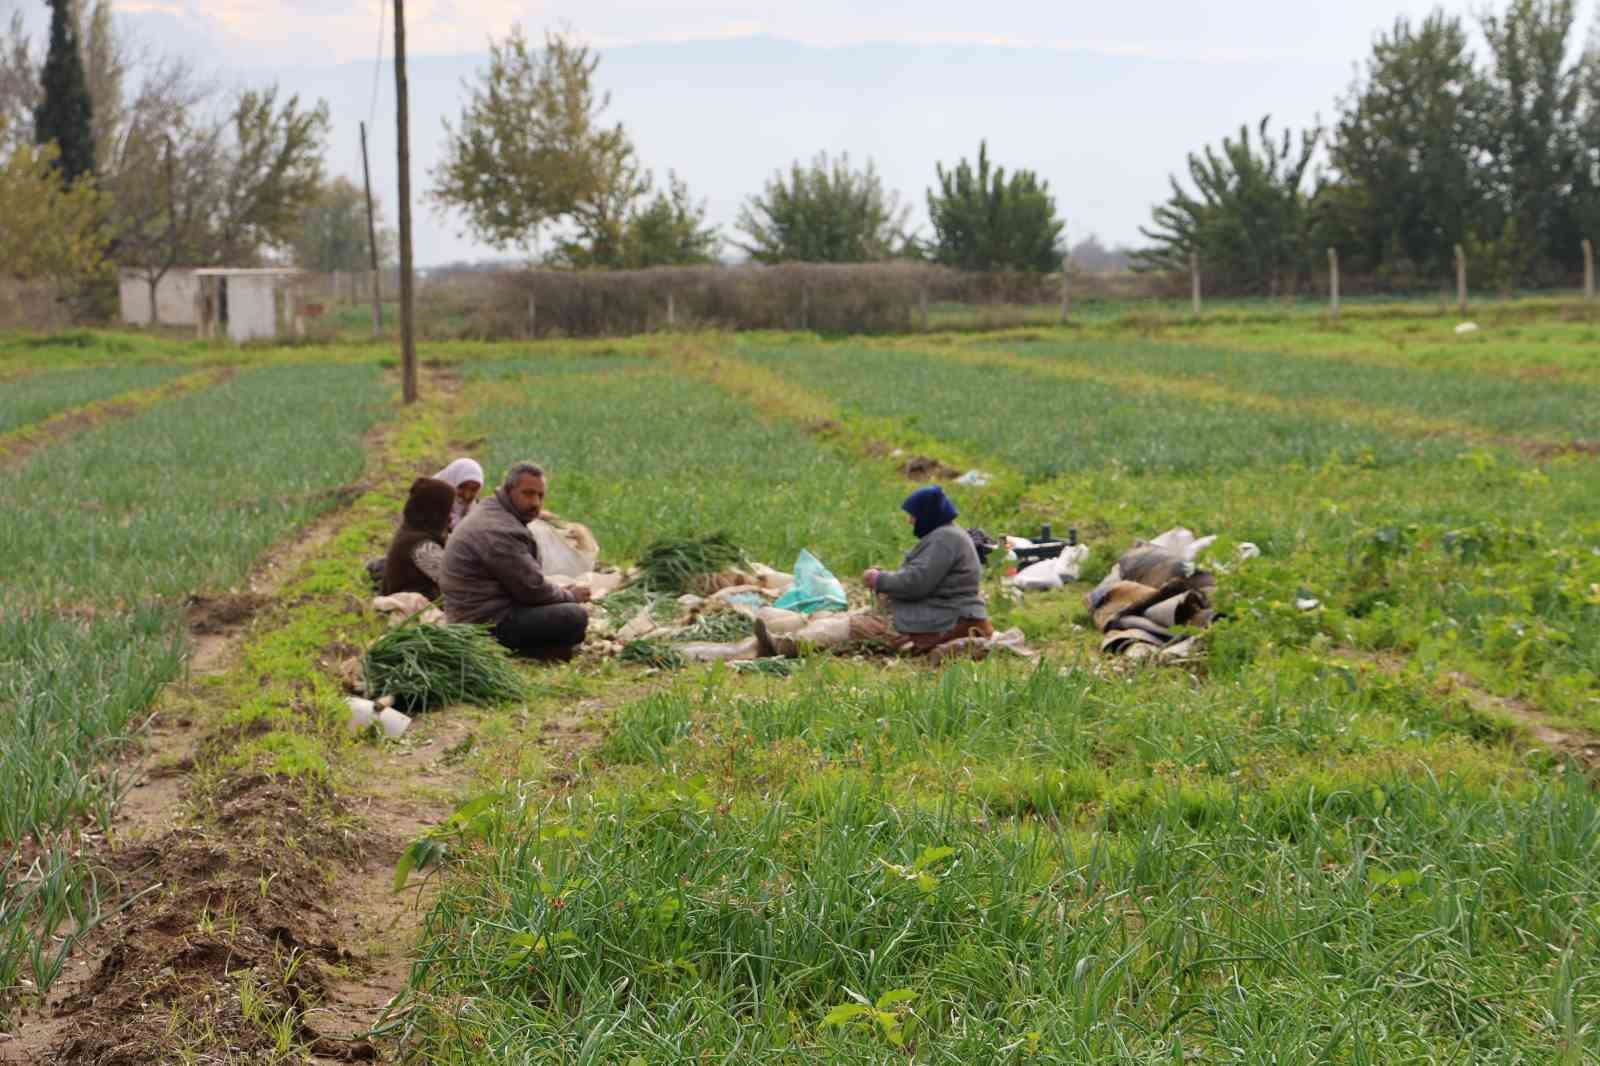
[977,336,1599,439]
[390,314,1600,1062]
[466,369,915,572]
[458,353,656,380]
[0,361,387,1017]
[5,307,1600,1050]
[0,609,186,1010]
[402,663,1598,1063]
[0,609,186,842]
[0,363,388,606]
[1016,452,1600,727]
[741,342,1464,478]
[0,366,189,434]
[0,329,211,368]
[1091,304,1600,379]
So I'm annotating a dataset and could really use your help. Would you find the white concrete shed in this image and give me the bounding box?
[194,268,304,343]
[119,268,200,326]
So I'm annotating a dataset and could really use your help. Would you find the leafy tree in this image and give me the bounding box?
[736,152,909,263]
[1575,15,1600,244]
[925,142,1063,272]
[33,0,94,183]
[1136,117,1320,294]
[1322,11,1490,277]
[81,0,125,171]
[212,87,330,263]
[0,123,107,287]
[433,28,638,253]
[551,130,651,268]
[111,87,329,321]
[2,13,40,153]
[555,171,719,268]
[620,174,719,267]
[108,108,223,322]
[1479,0,1588,276]
[292,177,395,272]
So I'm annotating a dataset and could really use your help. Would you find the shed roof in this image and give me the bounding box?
[192,268,303,277]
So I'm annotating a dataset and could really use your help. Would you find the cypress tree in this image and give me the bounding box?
[34,0,96,185]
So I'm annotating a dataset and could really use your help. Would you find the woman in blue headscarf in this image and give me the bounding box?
[861,485,992,651]
[755,485,991,657]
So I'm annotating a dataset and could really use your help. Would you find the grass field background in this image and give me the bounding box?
[1,298,1597,1059]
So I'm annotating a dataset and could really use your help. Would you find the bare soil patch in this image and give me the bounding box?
[1339,649,1600,771]
[184,591,266,636]
[2,403,414,1063]
[901,454,963,481]
[45,777,376,1066]
[1441,671,1600,769]
[1515,437,1600,460]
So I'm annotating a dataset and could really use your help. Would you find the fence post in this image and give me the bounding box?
[801,285,810,331]
[1059,263,1071,323]
[1584,239,1595,301]
[1455,244,1467,313]
[666,291,676,329]
[526,293,536,339]
[919,286,929,331]
[1189,251,1202,315]
[1327,247,1340,319]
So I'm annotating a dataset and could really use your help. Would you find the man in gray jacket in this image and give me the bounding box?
[441,461,589,661]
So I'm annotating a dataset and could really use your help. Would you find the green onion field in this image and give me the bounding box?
[1,300,1598,1063]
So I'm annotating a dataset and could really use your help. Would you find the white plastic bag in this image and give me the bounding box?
[1011,545,1090,591]
[529,519,596,577]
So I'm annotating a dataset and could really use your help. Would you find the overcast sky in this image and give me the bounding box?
[8,0,1594,266]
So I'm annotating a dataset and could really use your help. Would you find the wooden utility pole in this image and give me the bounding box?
[1584,239,1595,301]
[359,122,384,340]
[393,0,418,403]
[1327,247,1340,319]
[1189,251,1201,315]
[1454,243,1467,314]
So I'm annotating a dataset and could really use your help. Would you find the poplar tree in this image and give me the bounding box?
[34,0,95,184]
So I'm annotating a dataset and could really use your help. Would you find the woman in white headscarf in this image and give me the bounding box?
[433,458,485,531]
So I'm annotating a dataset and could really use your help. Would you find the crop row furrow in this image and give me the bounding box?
[0,366,232,470]
[702,346,1009,471]
[929,342,1588,456]
[0,363,390,1022]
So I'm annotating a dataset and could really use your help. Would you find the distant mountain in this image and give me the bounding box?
[227,36,1344,268]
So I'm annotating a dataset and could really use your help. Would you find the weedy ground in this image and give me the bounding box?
[0,297,1597,1063]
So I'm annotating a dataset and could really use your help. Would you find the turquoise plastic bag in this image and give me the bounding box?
[773,549,848,614]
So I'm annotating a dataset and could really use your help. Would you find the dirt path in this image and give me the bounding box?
[1439,672,1600,768]
[0,371,489,1064]
[1338,649,1600,770]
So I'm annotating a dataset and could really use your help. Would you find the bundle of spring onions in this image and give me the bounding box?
[730,657,799,677]
[635,533,745,593]
[671,611,754,644]
[618,639,686,670]
[363,622,527,710]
